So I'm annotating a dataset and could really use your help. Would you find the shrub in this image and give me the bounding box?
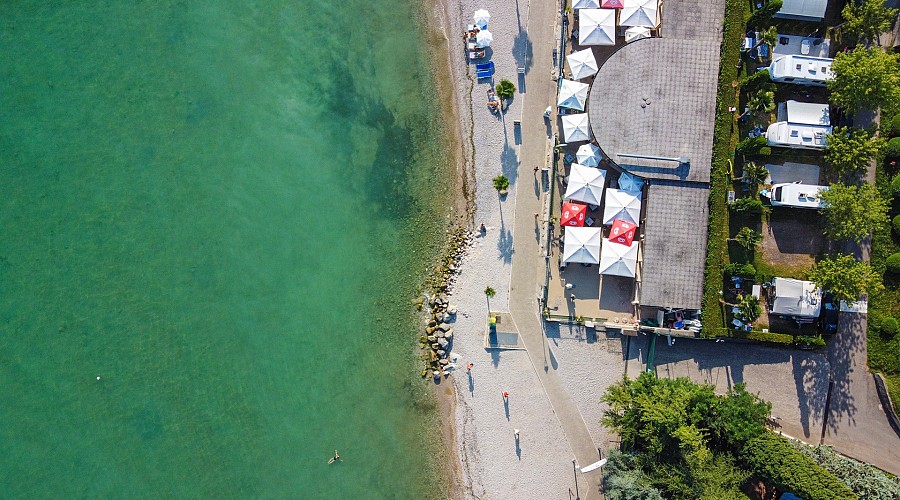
[887,253,900,274]
[789,441,900,500]
[893,214,900,234]
[885,137,900,162]
[724,262,756,278]
[730,197,765,215]
[740,433,857,500]
[881,317,899,337]
[495,79,515,99]
[740,69,772,92]
[758,146,771,156]
[892,174,900,196]
[735,136,767,156]
[794,335,827,348]
[892,114,900,137]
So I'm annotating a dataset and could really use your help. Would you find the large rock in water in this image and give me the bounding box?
[438,338,449,348]
[447,305,458,316]
[437,323,451,332]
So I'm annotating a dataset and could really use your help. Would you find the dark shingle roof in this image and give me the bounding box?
[639,181,709,310]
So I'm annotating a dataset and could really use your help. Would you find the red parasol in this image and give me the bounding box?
[600,0,625,8]
[560,202,587,227]
[608,219,637,245]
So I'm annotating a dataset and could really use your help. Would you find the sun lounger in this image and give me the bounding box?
[476,67,494,79]
[475,61,494,72]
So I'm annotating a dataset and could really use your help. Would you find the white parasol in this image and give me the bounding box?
[576,143,602,167]
[566,48,599,80]
[475,29,493,48]
[473,9,491,28]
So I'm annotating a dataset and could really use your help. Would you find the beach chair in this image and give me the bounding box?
[475,61,494,72]
[476,67,494,79]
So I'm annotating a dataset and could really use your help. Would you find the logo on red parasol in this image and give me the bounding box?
[560,202,587,227]
[609,219,637,245]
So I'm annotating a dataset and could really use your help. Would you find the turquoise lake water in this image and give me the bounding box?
[0,2,452,497]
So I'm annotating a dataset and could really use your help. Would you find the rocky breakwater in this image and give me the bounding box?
[417,227,471,379]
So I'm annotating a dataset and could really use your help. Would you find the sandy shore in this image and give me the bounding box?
[423,0,620,497]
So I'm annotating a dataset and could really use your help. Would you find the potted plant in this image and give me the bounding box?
[492,175,510,196]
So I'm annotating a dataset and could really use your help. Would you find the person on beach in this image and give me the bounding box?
[480,223,486,233]
[502,391,509,400]
[514,429,520,439]
[466,362,474,373]
[328,450,341,464]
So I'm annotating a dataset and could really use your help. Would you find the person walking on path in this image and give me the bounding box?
[502,391,509,401]
[466,362,474,373]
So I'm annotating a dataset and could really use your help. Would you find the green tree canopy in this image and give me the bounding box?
[820,182,890,242]
[734,226,762,250]
[495,79,515,99]
[808,253,883,303]
[841,0,898,46]
[737,161,769,187]
[601,374,772,498]
[829,47,900,114]
[824,126,886,178]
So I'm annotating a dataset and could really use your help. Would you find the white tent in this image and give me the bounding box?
[579,9,616,46]
[563,226,603,264]
[599,240,639,277]
[475,29,493,47]
[617,172,643,193]
[620,0,659,28]
[473,9,491,28]
[557,79,589,111]
[573,0,600,8]
[576,143,602,167]
[625,25,652,42]
[566,48,599,80]
[603,188,641,225]
[564,164,607,206]
[561,114,591,143]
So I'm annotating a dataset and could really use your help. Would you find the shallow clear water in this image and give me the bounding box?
[0,2,450,497]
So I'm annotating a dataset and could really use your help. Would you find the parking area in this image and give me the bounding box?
[626,335,829,441]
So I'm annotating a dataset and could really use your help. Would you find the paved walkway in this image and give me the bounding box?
[508,2,603,498]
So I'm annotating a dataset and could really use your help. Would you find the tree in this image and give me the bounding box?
[740,89,775,119]
[820,182,890,242]
[841,0,898,46]
[808,253,883,303]
[484,286,496,311]
[748,0,782,29]
[751,26,779,59]
[492,174,509,193]
[495,79,515,99]
[829,47,900,114]
[708,384,771,450]
[737,161,769,187]
[824,127,886,178]
[733,227,762,250]
[602,450,664,500]
[737,294,762,323]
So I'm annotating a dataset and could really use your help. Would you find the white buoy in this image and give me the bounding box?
[96,376,101,380]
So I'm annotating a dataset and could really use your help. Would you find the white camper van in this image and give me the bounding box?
[768,55,833,86]
[765,101,831,150]
[764,182,828,209]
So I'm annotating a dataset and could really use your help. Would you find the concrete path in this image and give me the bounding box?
[824,311,900,475]
[507,1,603,498]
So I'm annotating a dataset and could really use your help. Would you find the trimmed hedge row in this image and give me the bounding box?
[741,433,857,500]
[702,0,749,332]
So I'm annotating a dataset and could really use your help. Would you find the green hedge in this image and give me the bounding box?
[704,328,795,345]
[702,0,749,332]
[741,433,857,500]
[887,253,900,274]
